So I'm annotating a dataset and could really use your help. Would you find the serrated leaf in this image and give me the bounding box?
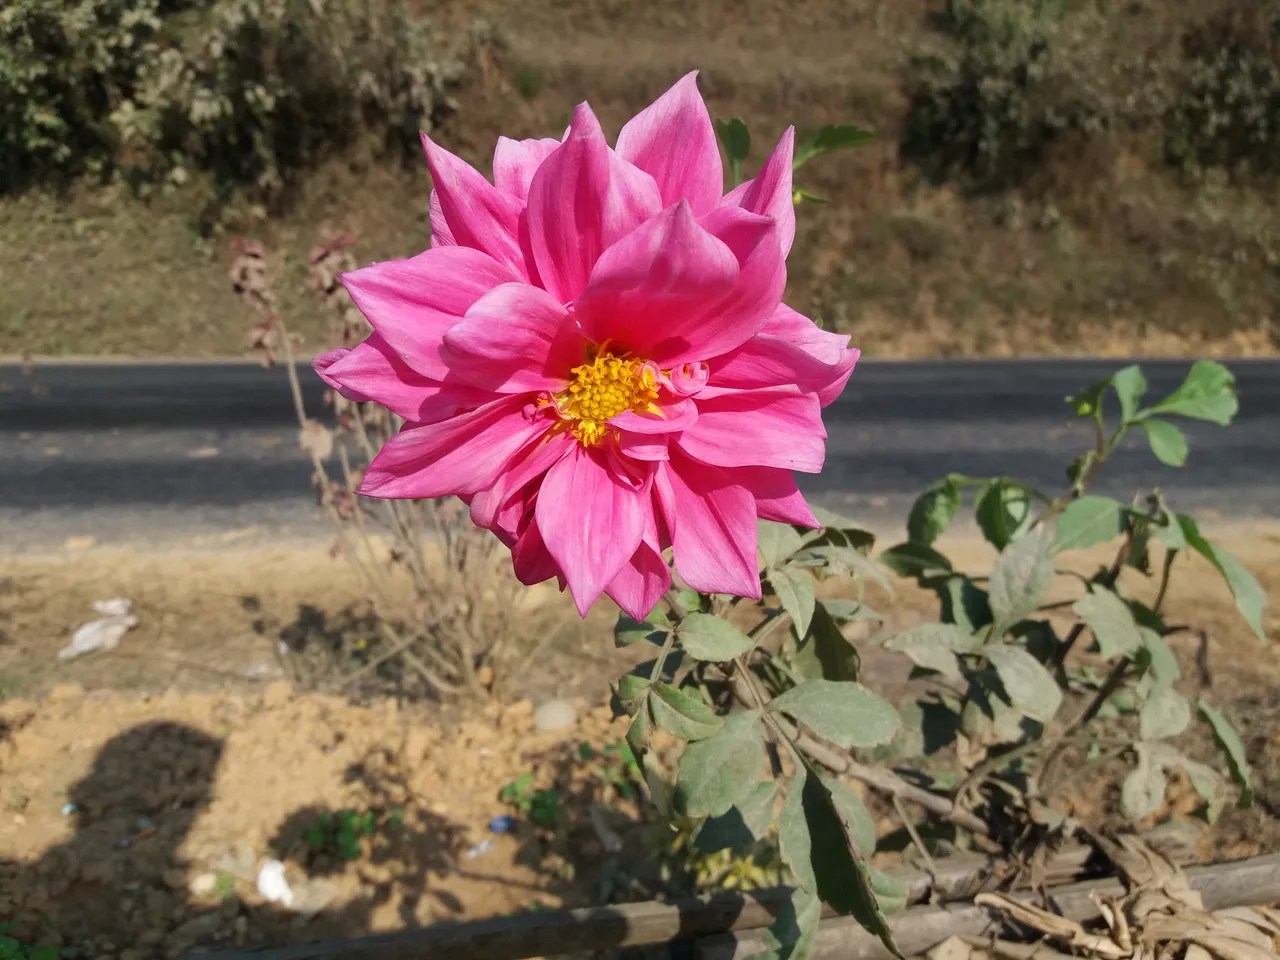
[1121,745,1168,820]
[1074,588,1144,659]
[1140,418,1188,467]
[988,524,1055,633]
[1197,701,1254,807]
[697,781,777,854]
[1145,360,1238,426]
[1111,365,1148,424]
[650,682,724,741]
[747,888,822,960]
[676,710,765,817]
[790,602,860,682]
[679,613,754,661]
[1177,515,1267,641]
[759,520,804,568]
[771,679,901,748]
[1140,686,1191,740]
[907,477,961,546]
[1140,628,1181,684]
[883,626,965,681]
[1055,495,1125,553]
[981,645,1062,722]
[975,478,1034,551]
[793,124,875,169]
[772,566,817,637]
[827,777,876,856]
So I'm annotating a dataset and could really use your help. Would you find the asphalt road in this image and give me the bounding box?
[2,358,1277,551]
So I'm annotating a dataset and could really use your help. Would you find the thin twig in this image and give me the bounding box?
[893,793,939,880]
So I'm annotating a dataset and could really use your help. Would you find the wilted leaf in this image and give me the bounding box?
[981,645,1062,722]
[1144,360,1238,426]
[759,520,804,569]
[1141,418,1189,467]
[677,710,765,817]
[679,613,753,661]
[907,477,962,546]
[650,682,724,741]
[771,679,901,749]
[1197,701,1254,807]
[1121,745,1168,820]
[1111,364,1148,424]
[988,524,1055,633]
[1140,686,1191,740]
[771,566,817,637]
[1074,588,1144,659]
[1177,515,1267,641]
[1055,496,1125,553]
[975,478,1034,550]
[793,124,875,169]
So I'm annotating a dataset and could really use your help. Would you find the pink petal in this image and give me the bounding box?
[722,126,796,258]
[762,303,852,364]
[610,397,698,435]
[709,326,860,408]
[574,201,739,360]
[360,396,550,499]
[678,387,826,472]
[469,428,574,528]
[737,466,819,527]
[493,137,560,202]
[428,189,456,247]
[616,72,722,216]
[525,103,663,303]
[341,247,522,380]
[318,334,490,422]
[655,452,760,598]
[441,283,582,393]
[617,432,670,462]
[536,444,646,616]
[605,509,672,621]
[513,513,562,586]
[313,348,368,402]
[421,133,527,276]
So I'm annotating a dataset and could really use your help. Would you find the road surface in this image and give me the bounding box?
[1,358,1277,551]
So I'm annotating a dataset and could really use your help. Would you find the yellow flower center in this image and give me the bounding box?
[555,349,661,446]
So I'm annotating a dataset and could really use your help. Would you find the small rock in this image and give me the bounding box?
[189,873,218,897]
[46,683,85,703]
[261,680,293,709]
[533,698,578,733]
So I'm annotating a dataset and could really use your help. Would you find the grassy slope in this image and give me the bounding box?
[3,0,1277,359]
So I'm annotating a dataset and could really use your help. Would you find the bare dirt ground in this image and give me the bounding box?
[0,528,1277,957]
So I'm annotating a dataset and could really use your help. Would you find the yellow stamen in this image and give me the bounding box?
[555,350,661,446]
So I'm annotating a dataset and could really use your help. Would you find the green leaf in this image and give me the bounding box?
[1140,628,1181,685]
[1055,495,1125,553]
[808,505,877,549]
[974,479,1034,551]
[907,477,962,546]
[883,623,969,681]
[759,520,805,568]
[650,682,724,741]
[696,781,777,854]
[771,566,817,638]
[676,710,765,817]
[877,542,953,581]
[790,602,860,682]
[981,644,1062,722]
[1140,686,1191,740]
[1144,360,1238,426]
[626,700,652,753]
[827,777,876,856]
[869,867,909,915]
[748,887,822,960]
[1176,515,1267,640]
[1073,587,1144,659]
[778,772,817,892]
[715,117,751,187]
[792,187,830,205]
[1066,377,1109,419]
[1197,701,1254,807]
[614,611,669,647]
[988,524,1055,633]
[30,949,61,960]
[1140,418,1189,467]
[793,124,875,169]
[679,613,754,661]
[1111,365,1147,424]
[1120,745,1168,820]
[616,672,651,707]
[821,599,881,624]
[771,679,901,748]
[935,576,993,633]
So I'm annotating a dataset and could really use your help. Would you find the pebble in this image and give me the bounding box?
[532,699,577,733]
[466,838,494,859]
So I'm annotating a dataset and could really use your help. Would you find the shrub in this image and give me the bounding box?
[0,0,462,199]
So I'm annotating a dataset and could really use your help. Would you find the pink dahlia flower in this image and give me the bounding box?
[314,72,858,620]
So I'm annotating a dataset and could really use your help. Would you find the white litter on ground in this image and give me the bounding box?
[59,598,138,660]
